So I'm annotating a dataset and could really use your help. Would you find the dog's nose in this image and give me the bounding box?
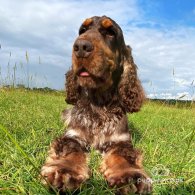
[73,39,93,58]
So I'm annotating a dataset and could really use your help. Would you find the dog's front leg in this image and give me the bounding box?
[100,141,152,194]
[41,134,90,192]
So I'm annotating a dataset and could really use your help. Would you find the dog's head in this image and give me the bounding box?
[72,16,126,89]
[66,16,145,112]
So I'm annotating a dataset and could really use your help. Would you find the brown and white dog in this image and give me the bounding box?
[41,16,152,194]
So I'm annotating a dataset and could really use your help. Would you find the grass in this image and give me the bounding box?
[0,88,195,194]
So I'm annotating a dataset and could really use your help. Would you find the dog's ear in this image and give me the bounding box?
[118,46,145,113]
[65,70,81,105]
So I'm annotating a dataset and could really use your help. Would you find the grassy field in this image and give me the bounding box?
[0,88,194,195]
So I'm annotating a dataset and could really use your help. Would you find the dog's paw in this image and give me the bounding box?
[105,167,152,194]
[41,160,90,191]
[100,156,152,194]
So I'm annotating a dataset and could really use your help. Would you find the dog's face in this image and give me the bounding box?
[72,16,126,90]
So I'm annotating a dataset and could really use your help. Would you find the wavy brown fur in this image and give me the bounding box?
[41,16,151,194]
[118,45,145,113]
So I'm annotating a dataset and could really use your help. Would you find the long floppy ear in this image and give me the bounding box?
[118,46,145,113]
[65,70,81,105]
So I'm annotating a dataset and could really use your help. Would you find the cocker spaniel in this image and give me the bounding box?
[41,16,152,194]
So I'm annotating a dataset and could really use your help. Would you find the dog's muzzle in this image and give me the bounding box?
[73,39,94,58]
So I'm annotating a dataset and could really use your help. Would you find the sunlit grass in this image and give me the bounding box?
[0,89,194,194]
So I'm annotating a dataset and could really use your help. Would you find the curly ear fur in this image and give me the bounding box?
[65,70,81,105]
[118,46,145,113]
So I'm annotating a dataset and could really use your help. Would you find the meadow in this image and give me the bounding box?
[0,88,195,195]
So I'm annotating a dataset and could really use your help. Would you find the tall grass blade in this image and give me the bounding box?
[178,94,186,99]
[25,51,29,63]
[0,124,39,170]
[39,56,41,64]
[0,124,57,193]
[12,62,17,88]
[179,128,195,173]
[26,51,30,88]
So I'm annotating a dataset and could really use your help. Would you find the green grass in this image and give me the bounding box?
[0,89,194,194]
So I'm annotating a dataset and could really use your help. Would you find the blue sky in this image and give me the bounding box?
[139,0,195,27]
[0,0,195,100]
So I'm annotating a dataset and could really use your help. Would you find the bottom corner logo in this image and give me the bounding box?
[151,164,170,177]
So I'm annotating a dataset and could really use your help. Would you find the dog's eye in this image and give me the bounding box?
[106,27,116,37]
[79,27,87,35]
[100,27,116,37]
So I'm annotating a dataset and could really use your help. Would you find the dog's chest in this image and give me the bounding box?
[72,106,119,132]
[62,104,129,148]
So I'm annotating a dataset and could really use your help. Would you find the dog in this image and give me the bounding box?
[41,16,152,194]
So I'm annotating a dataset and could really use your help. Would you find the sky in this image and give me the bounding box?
[0,0,195,100]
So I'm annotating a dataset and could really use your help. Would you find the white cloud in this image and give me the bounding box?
[174,78,191,87]
[148,92,195,100]
[123,25,195,97]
